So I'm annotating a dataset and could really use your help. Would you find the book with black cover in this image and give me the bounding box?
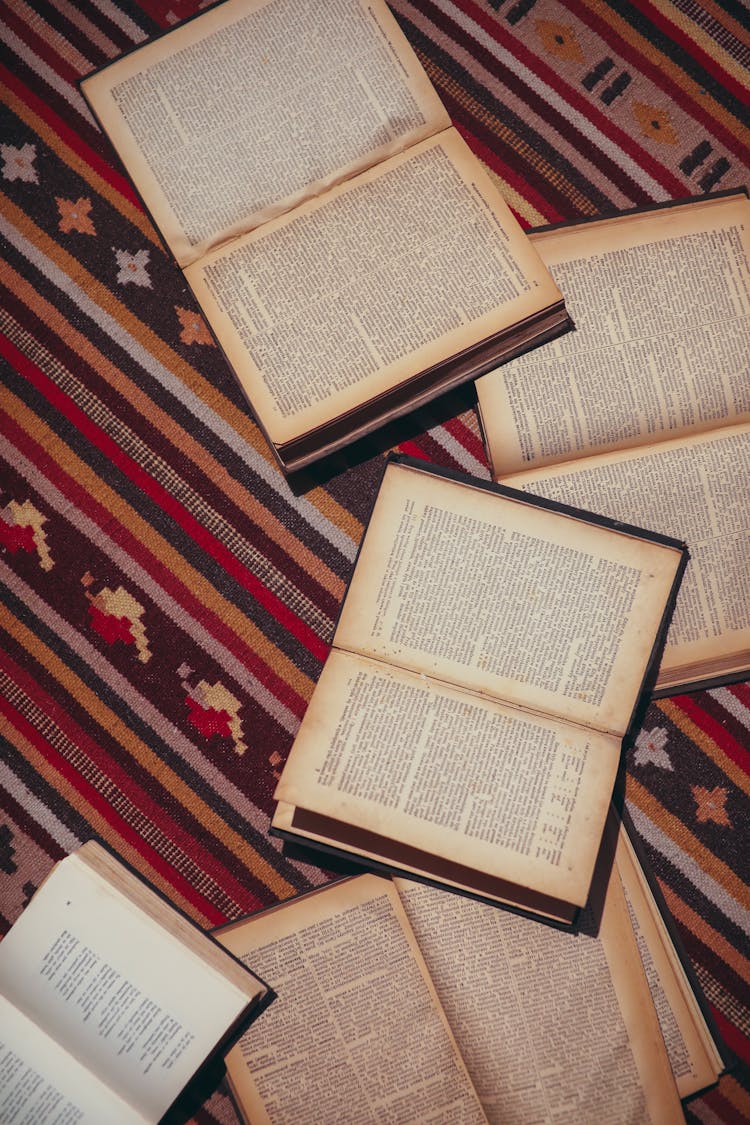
[79,0,570,474]
[271,454,687,923]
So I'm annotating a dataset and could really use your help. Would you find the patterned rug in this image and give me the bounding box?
[1,1,748,1121]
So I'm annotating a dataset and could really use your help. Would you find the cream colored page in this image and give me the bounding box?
[395,876,682,1125]
[217,876,487,1125]
[185,131,559,445]
[82,0,448,266]
[274,650,619,907]
[476,194,750,476]
[503,425,750,683]
[335,462,682,736]
[0,996,143,1124]
[617,831,723,1097]
[0,856,249,1123]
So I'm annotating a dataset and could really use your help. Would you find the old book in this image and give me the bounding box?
[615,814,728,1100]
[79,0,569,475]
[475,190,750,694]
[271,455,686,923]
[214,858,688,1124]
[0,840,268,1124]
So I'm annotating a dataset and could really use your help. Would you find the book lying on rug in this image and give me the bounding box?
[214,835,694,1124]
[79,0,569,475]
[271,455,686,923]
[475,190,750,695]
[0,841,268,1124]
[615,814,728,1099]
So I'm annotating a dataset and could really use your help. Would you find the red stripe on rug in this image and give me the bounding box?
[2,408,311,719]
[453,123,566,224]
[2,6,84,87]
[571,3,749,163]
[672,692,750,773]
[0,334,329,663]
[0,689,234,925]
[0,63,141,206]
[712,1007,750,1068]
[0,653,270,920]
[418,0,689,198]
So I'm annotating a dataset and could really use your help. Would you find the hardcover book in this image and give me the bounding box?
[79,0,569,474]
[0,841,268,1124]
[475,190,750,694]
[271,455,686,923]
[215,820,721,1124]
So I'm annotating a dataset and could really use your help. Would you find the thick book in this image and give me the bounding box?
[213,829,714,1124]
[0,841,268,1124]
[475,190,750,694]
[79,0,570,475]
[270,455,687,923]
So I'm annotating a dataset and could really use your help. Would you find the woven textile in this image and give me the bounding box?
[1,1,748,1122]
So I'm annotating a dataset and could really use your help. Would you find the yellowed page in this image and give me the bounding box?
[185,130,561,448]
[274,649,621,910]
[216,876,488,1125]
[395,874,683,1125]
[81,0,449,266]
[617,830,724,1098]
[501,425,750,690]
[476,193,750,477]
[335,460,683,737]
[0,996,144,1124]
[0,851,255,1123]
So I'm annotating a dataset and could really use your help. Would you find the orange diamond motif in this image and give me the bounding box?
[535,20,584,63]
[176,306,215,346]
[634,103,679,144]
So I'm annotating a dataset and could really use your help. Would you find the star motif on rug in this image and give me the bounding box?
[535,20,584,63]
[1,142,38,183]
[633,103,678,144]
[633,725,673,769]
[115,248,152,287]
[57,196,96,235]
[176,306,215,346]
[692,785,731,826]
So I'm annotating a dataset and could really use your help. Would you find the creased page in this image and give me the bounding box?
[503,425,750,690]
[81,0,449,266]
[476,193,750,476]
[274,650,620,911]
[395,874,683,1125]
[335,461,683,737]
[216,876,487,1125]
[185,130,560,448]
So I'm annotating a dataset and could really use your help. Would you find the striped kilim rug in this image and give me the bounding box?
[1,1,748,1121]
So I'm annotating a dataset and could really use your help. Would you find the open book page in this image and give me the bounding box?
[80,0,449,267]
[334,461,684,736]
[616,829,725,1098]
[184,131,561,449]
[394,873,683,1125]
[0,996,143,1125]
[0,852,254,1124]
[475,192,750,477]
[273,649,622,912]
[500,425,750,690]
[215,876,488,1125]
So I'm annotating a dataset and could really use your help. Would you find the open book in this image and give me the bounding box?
[214,823,720,1124]
[271,456,686,923]
[476,190,750,694]
[0,841,268,1124]
[79,0,569,474]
